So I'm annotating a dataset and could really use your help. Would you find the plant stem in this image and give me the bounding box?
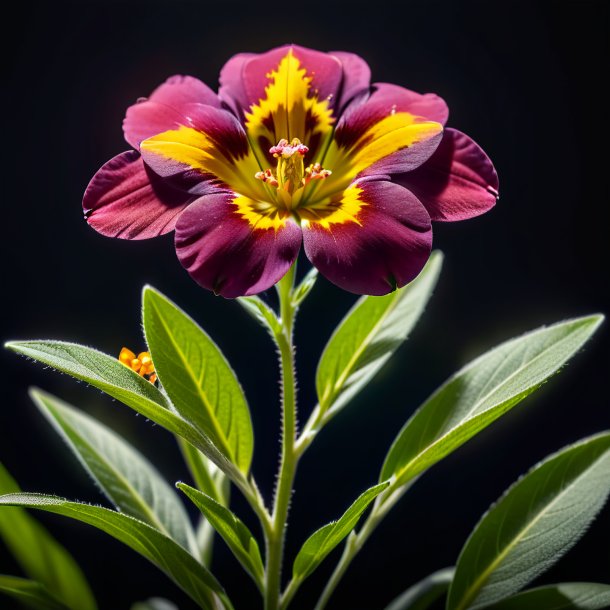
[265,265,298,610]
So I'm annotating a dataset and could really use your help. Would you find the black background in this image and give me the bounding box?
[1,1,609,609]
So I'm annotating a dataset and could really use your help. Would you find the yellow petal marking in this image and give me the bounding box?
[245,49,335,160]
[300,182,366,229]
[231,194,293,231]
[141,125,266,200]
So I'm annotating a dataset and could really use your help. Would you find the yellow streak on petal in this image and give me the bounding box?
[350,112,443,174]
[232,194,292,231]
[311,112,443,202]
[300,182,366,230]
[141,125,265,199]
[245,49,334,150]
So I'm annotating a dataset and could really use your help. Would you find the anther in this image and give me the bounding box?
[255,169,279,187]
[304,162,332,185]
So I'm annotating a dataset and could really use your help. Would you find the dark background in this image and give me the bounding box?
[1,0,609,608]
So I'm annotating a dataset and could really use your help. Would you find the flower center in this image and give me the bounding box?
[255,138,331,209]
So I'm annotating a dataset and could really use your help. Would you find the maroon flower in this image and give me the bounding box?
[84,45,498,297]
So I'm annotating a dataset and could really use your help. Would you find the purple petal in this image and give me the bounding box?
[218,53,256,119]
[175,192,302,298]
[218,45,343,117]
[330,51,371,112]
[149,75,220,109]
[123,75,220,148]
[302,178,432,295]
[83,151,193,240]
[395,128,499,221]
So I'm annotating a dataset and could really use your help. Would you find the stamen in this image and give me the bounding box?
[255,169,279,187]
[304,162,332,185]
[119,347,157,384]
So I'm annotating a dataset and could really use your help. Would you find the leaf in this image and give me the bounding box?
[384,568,454,610]
[143,286,253,474]
[0,494,225,610]
[381,315,603,487]
[292,482,389,581]
[316,251,442,415]
[0,575,68,610]
[236,295,281,336]
[484,583,610,610]
[31,388,196,554]
[292,267,318,307]
[0,465,97,610]
[130,598,179,610]
[178,484,264,588]
[5,339,243,483]
[447,432,610,610]
[5,339,172,412]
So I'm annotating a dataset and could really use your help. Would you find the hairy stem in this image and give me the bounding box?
[265,265,298,610]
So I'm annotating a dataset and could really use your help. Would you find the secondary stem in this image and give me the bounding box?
[265,266,298,610]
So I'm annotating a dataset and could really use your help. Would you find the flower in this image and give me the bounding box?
[84,45,498,297]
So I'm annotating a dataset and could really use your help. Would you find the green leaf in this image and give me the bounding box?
[31,388,196,554]
[143,286,253,474]
[384,568,454,610]
[130,598,179,610]
[316,251,442,416]
[5,338,172,411]
[0,575,68,610]
[0,494,226,610]
[484,583,610,610]
[293,482,389,581]
[447,432,610,610]
[5,339,243,484]
[178,483,264,589]
[381,315,603,487]
[236,295,281,335]
[0,465,97,610]
[292,267,318,308]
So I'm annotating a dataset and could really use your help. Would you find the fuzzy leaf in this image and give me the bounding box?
[316,251,442,416]
[485,583,610,609]
[0,494,225,609]
[143,286,253,474]
[447,433,610,610]
[5,339,242,484]
[0,465,96,610]
[31,388,196,553]
[293,482,389,580]
[178,483,264,589]
[384,568,454,610]
[236,296,281,335]
[382,315,603,487]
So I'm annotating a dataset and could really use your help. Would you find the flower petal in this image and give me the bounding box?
[316,83,444,195]
[83,151,193,240]
[139,105,265,199]
[330,51,372,112]
[302,178,432,295]
[395,128,499,221]
[175,192,302,298]
[220,45,343,118]
[218,53,255,118]
[123,75,220,148]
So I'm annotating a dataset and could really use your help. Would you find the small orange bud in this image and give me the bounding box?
[118,347,157,384]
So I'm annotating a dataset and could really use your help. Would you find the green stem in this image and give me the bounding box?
[265,265,298,610]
